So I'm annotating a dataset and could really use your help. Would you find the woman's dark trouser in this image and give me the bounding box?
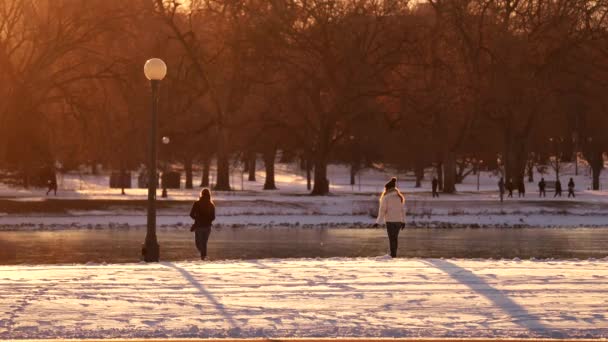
[195,226,212,259]
[386,222,401,258]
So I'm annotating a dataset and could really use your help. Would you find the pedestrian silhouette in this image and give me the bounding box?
[190,188,216,260]
[567,178,575,198]
[517,179,525,198]
[431,177,439,198]
[538,178,546,197]
[375,177,405,258]
[46,176,57,196]
[554,179,562,197]
[498,177,505,202]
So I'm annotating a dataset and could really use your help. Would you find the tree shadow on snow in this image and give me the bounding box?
[423,259,555,334]
[162,262,239,329]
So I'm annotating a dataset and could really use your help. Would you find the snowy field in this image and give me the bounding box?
[2,163,608,229]
[1,258,607,339]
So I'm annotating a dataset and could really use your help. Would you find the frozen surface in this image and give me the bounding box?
[0,258,607,338]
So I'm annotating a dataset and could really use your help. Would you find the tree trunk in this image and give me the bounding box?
[455,160,466,184]
[248,152,256,181]
[243,155,249,173]
[590,150,603,191]
[504,134,527,187]
[350,164,356,186]
[436,162,443,191]
[184,157,193,189]
[306,157,312,191]
[214,154,231,190]
[214,128,231,190]
[279,149,294,163]
[592,168,600,190]
[263,147,277,190]
[311,128,330,195]
[443,153,456,193]
[200,157,210,187]
[527,161,534,183]
[311,159,329,195]
[120,166,126,195]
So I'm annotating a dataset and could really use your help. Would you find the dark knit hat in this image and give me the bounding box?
[385,177,397,190]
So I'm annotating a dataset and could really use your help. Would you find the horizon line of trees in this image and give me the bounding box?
[1,0,608,194]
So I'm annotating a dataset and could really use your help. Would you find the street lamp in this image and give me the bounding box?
[161,136,170,198]
[142,58,167,263]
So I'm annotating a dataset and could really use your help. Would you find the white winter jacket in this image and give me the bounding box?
[376,189,405,224]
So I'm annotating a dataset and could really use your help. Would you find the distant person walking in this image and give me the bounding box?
[375,177,405,258]
[517,179,525,198]
[46,175,57,196]
[568,178,575,198]
[190,188,216,260]
[506,178,514,198]
[498,177,505,202]
[554,179,562,197]
[431,177,439,198]
[538,178,546,197]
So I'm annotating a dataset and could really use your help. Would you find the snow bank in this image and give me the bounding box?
[2,195,608,230]
[2,162,608,230]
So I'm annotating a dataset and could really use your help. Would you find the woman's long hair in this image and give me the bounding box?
[380,188,404,203]
[200,188,214,205]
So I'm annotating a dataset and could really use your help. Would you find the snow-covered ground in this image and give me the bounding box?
[1,258,606,339]
[1,162,608,229]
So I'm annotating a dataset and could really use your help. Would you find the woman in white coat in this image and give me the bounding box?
[376,177,405,257]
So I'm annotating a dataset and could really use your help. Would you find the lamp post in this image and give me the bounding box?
[161,136,170,198]
[142,58,167,262]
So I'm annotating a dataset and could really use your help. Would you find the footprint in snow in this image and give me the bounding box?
[142,319,163,327]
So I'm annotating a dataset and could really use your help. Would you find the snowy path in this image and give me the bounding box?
[1,258,607,339]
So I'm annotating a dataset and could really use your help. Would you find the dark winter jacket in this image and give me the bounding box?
[190,200,216,228]
[538,180,546,190]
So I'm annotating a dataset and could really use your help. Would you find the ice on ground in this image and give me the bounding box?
[0,258,606,339]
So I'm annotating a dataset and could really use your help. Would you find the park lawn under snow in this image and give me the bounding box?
[2,162,608,229]
[0,258,607,339]
[2,193,608,229]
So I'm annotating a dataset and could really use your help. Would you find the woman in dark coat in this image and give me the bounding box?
[567,178,575,198]
[190,188,216,260]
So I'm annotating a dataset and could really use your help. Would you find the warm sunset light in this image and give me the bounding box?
[0,0,607,340]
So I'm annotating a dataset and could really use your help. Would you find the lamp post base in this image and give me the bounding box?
[141,241,160,262]
[162,188,167,198]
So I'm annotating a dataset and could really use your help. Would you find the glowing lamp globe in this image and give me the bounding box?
[144,58,167,81]
[162,136,170,145]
